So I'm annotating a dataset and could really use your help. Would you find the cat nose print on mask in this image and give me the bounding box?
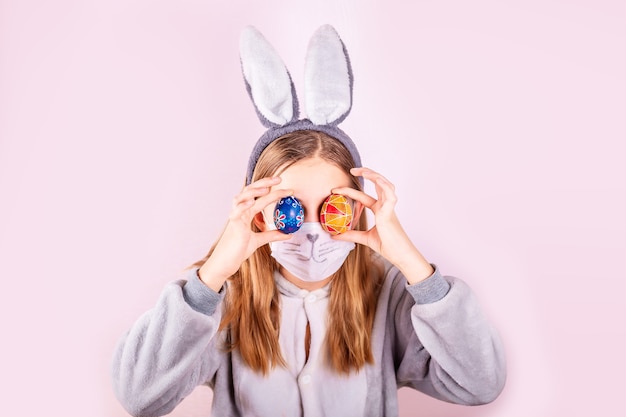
[269,223,356,282]
[273,194,354,235]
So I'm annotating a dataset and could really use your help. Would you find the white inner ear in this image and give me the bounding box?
[304,26,351,125]
[240,27,294,125]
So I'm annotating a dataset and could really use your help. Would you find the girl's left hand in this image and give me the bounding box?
[332,167,434,284]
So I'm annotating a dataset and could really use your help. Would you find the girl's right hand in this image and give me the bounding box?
[198,177,293,292]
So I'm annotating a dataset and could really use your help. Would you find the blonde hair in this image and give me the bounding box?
[194,130,383,374]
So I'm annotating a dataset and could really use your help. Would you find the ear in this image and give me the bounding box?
[240,26,299,127]
[351,199,365,230]
[253,211,268,231]
[304,25,353,126]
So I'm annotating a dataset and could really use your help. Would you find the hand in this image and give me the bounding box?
[332,167,434,284]
[198,177,293,291]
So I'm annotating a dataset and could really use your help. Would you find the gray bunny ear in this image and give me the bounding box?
[304,25,353,126]
[240,26,299,127]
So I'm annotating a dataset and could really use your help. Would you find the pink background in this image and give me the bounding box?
[1,0,624,415]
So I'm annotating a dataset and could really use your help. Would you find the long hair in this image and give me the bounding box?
[193,130,383,374]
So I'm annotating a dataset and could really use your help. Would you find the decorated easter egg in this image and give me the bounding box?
[320,194,353,235]
[274,196,304,234]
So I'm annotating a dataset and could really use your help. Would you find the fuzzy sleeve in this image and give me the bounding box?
[389,265,507,405]
[111,269,225,417]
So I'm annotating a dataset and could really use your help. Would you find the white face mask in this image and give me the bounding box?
[269,222,356,282]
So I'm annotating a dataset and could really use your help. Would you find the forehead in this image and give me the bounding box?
[276,157,353,198]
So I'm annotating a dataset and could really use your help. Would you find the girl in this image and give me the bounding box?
[111,26,506,417]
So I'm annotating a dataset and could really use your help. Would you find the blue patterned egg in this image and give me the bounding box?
[274,196,304,234]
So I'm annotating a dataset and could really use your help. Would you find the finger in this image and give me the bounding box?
[351,167,397,206]
[252,188,294,212]
[233,176,282,206]
[331,186,377,209]
[351,167,395,192]
[246,176,282,190]
[332,229,370,247]
[233,186,273,207]
[231,188,294,224]
[373,176,398,206]
[229,198,256,221]
[256,229,293,247]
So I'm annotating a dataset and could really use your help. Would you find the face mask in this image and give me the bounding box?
[269,222,355,282]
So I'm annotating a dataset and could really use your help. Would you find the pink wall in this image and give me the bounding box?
[1,1,624,416]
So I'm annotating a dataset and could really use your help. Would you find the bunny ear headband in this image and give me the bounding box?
[240,24,362,185]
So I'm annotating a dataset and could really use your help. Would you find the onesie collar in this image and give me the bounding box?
[273,269,331,300]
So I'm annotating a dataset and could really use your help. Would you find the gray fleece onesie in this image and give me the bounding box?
[111,260,506,416]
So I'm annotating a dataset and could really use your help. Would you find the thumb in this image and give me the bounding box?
[257,230,292,247]
[332,229,368,247]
